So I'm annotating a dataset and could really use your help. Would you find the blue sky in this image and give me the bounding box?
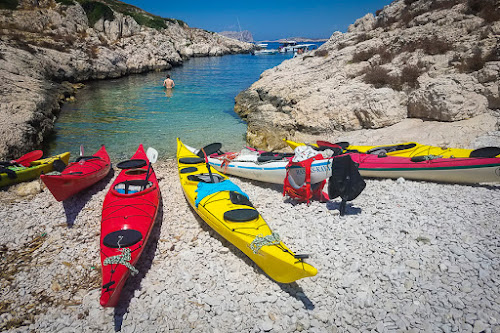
[125,0,394,41]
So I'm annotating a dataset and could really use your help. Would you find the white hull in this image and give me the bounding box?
[185,144,333,185]
[254,49,278,55]
[359,165,500,184]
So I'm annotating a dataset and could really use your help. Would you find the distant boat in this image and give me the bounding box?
[253,49,278,55]
[293,44,319,56]
[251,42,278,55]
[278,40,298,53]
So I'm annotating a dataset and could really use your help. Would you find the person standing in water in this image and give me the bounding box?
[163,74,175,89]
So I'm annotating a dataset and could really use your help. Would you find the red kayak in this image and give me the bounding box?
[99,144,160,307]
[41,145,111,201]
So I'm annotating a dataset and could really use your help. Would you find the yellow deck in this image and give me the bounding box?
[0,152,71,187]
[177,138,317,283]
[284,139,489,158]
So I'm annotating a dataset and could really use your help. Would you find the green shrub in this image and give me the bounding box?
[315,49,328,57]
[455,48,498,73]
[80,1,114,26]
[352,46,393,64]
[467,0,500,22]
[352,48,377,62]
[361,65,394,88]
[401,36,453,55]
[400,64,422,88]
[166,18,186,27]
[0,0,18,10]
[126,11,166,29]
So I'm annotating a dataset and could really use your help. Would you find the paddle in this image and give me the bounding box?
[12,150,43,167]
[201,148,215,183]
[143,147,158,190]
[316,140,350,150]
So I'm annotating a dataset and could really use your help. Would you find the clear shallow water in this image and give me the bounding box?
[46,44,322,161]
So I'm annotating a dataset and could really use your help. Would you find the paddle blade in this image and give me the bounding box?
[146,147,158,163]
[13,150,43,167]
[80,144,84,157]
[317,141,350,150]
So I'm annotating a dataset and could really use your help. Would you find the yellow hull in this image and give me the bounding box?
[177,138,317,283]
[284,139,494,158]
[0,152,71,188]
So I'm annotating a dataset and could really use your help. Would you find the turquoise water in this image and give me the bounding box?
[46,45,319,161]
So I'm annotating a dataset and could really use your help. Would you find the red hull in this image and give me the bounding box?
[41,145,111,201]
[99,144,160,307]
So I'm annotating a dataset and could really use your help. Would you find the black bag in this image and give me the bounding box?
[328,155,366,215]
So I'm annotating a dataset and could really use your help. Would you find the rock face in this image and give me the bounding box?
[218,30,254,43]
[0,0,253,159]
[234,0,500,151]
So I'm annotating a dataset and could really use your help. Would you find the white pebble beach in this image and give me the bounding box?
[1,160,499,332]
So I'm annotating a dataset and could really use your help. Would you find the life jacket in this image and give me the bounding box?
[283,147,329,205]
[328,154,366,215]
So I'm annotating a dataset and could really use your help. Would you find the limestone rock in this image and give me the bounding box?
[14,180,43,197]
[233,0,500,150]
[408,75,489,121]
[0,1,253,159]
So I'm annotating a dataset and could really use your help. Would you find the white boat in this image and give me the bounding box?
[254,49,278,55]
[278,40,298,53]
[184,144,333,185]
[293,44,319,56]
[256,43,268,48]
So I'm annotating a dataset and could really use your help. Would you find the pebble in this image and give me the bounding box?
[0,161,498,332]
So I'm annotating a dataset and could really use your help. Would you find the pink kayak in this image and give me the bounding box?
[350,153,500,184]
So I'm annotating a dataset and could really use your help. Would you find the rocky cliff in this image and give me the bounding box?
[0,0,253,159]
[218,30,254,43]
[234,0,500,151]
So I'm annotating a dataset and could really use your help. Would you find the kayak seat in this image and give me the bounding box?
[0,167,17,179]
[197,143,222,157]
[257,153,288,162]
[188,173,225,183]
[229,191,254,207]
[102,229,143,248]
[469,147,500,158]
[315,146,343,156]
[116,159,147,170]
[224,209,259,222]
[75,156,101,162]
[124,168,147,176]
[115,180,152,194]
[366,143,417,155]
[0,161,20,167]
[180,167,198,174]
[179,157,205,164]
[52,159,67,172]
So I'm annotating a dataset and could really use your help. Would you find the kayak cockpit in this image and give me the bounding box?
[114,179,153,194]
[187,173,225,183]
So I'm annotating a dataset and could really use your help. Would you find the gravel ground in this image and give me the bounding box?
[0,159,499,332]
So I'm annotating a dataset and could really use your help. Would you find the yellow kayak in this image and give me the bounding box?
[284,139,500,158]
[0,152,71,188]
[177,138,317,283]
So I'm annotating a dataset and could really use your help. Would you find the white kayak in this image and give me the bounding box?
[184,144,334,185]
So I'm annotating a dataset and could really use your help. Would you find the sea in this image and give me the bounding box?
[45,42,324,161]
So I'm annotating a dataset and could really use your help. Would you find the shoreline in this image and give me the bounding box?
[1,160,499,332]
